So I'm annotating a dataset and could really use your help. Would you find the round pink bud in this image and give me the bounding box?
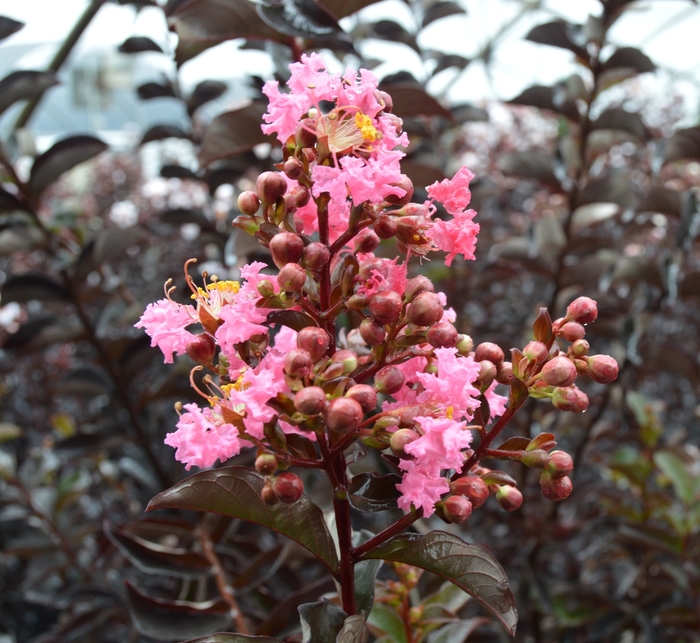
[291,185,310,208]
[297,327,330,362]
[354,228,381,253]
[389,428,419,457]
[443,495,473,524]
[269,232,304,269]
[360,318,386,346]
[375,366,405,395]
[571,339,590,357]
[547,450,574,477]
[587,355,619,384]
[301,242,330,271]
[283,157,304,180]
[521,449,550,469]
[541,356,577,387]
[278,263,307,292]
[283,191,298,214]
[186,334,216,365]
[477,360,497,386]
[323,397,364,435]
[255,453,279,475]
[237,190,260,215]
[284,349,313,379]
[566,297,598,325]
[272,472,304,503]
[427,321,458,348]
[574,358,588,375]
[496,485,523,511]
[368,290,403,325]
[331,349,358,375]
[345,384,377,413]
[373,215,397,239]
[257,279,275,298]
[559,322,586,341]
[385,175,414,206]
[474,342,505,366]
[496,361,513,384]
[456,334,474,355]
[404,276,435,302]
[450,476,489,508]
[406,291,443,327]
[294,386,327,415]
[295,120,317,148]
[540,471,573,501]
[256,171,287,205]
[551,386,589,413]
[261,483,279,505]
[523,341,548,364]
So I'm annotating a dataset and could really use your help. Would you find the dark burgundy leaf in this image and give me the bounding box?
[364,20,418,51]
[317,0,383,19]
[1,273,69,304]
[578,175,638,208]
[28,135,107,198]
[591,108,647,140]
[532,307,552,342]
[602,46,655,74]
[525,20,588,61]
[137,81,178,99]
[0,187,29,213]
[498,436,531,451]
[161,164,199,179]
[422,2,466,29]
[285,433,318,460]
[664,126,700,165]
[182,633,284,642]
[336,615,369,643]
[480,470,517,486]
[449,102,487,123]
[147,467,339,573]
[265,310,318,332]
[0,70,59,117]
[118,36,163,53]
[353,530,382,616]
[140,124,191,144]
[509,376,529,405]
[378,84,451,119]
[298,599,347,643]
[348,472,402,512]
[0,15,23,41]
[257,0,343,39]
[640,187,682,217]
[508,85,579,121]
[55,367,112,397]
[199,104,270,166]
[161,208,211,226]
[432,53,469,77]
[124,580,231,640]
[188,80,228,115]
[360,531,517,635]
[401,160,446,188]
[498,151,562,191]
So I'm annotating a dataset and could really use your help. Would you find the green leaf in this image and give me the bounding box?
[147,467,339,574]
[654,450,697,505]
[0,70,59,117]
[360,531,517,635]
[199,104,270,167]
[299,600,347,643]
[181,633,283,642]
[427,619,486,643]
[367,603,407,643]
[348,472,402,512]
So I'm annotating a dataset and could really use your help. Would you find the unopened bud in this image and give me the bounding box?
[256,171,287,205]
[278,263,307,292]
[375,365,405,395]
[323,397,364,435]
[294,386,327,415]
[369,290,403,324]
[257,279,275,298]
[474,342,505,366]
[261,482,279,505]
[523,341,548,364]
[331,349,358,375]
[373,215,397,239]
[345,384,377,413]
[301,242,330,270]
[443,495,473,523]
[186,334,216,365]
[565,296,598,325]
[477,360,497,386]
[360,318,386,346]
[456,334,474,355]
[375,89,393,113]
[540,471,573,501]
[385,175,414,206]
[551,386,589,413]
[347,294,368,310]
[295,120,317,148]
[559,322,585,341]
[450,476,489,508]
[354,228,381,253]
[427,321,458,348]
[269,232,304,268]
[547,450,574,477]
[521,449,550,469]
[404,276,434,302]
[406,291,443,326]
[496,361,513,384]
[291,185,310,208]
[271,472,304,503]
[390,428,418,457]
[283,157,304,180]
[541,356,577,387]
[297,327,330,362]
[571,339,590,357]
[237,190,260,215]
[284,349,313,379]
[255,453,279,475]
[358,257,384,282]
[496,485,523,511]
[586,355,619,384]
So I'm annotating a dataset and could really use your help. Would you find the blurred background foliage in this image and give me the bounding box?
[0,0,699,641]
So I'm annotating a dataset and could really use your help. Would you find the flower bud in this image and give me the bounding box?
[291,185,310,208]
[347,293,368,310]
[294,386,327,415]
[354,228,381,253]
[373,215,397,239]
[456,334,474,355]
[238,190,260,215]
[496,485,523,511]
[496,361,513,384]
[323,397,364,435]
[443,495,473,524]
[547,450,574,477]
[297,327,330,362]
[477,360,497,386]
[390,428,419,457]
[256,171,287,205]
[587,355,619,384]
[278,263,307,292]
[257,279,275,298]
[272,472,304,503]
[406,291,443,327]
[283,156,304,180]
[571,339,590,357]
[474,342,505,366]
[565,297,598,325]
[331,349,358,375]
[284,349,313,379]
[521,449,550,469]
[426,321,458,348]
[360,318,386,346]
[559,322,585,341]
[375,365,405,395]
[404,275,434,302]
[551,386,589,413]
[357,257,383,282]
[541,356,577,387]
[385,175,414,206]
[255,453,278,475]
[345,384,377,413]
[375,89,393,113]
[295,120,317,148]
[261,482,279,505]
[301,242,330,270]
[540,471,573,501]
[523,341,548,364]
[269,232,304,268]
[369,290,403,324]
[450,476,489,508]
[186,334,216,365]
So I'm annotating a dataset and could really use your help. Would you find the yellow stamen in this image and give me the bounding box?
[355,113,378,142]
[445,406,454,420]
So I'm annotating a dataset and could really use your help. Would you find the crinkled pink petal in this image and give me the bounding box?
[404,415,472,475]
[396,460,449,517]
[135,298,197,363]
[427,166,474,215]
[287,52,340,101]
[427,210,480,266]
[484,381,508,420]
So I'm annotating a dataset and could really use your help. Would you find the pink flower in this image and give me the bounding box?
[135,298,196,363]
[396,460,449,517]
[427,209,479,266]
[356,256,408,297]
[484,381,508,419]
[404,415,472,475]
[427,166,474,215]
